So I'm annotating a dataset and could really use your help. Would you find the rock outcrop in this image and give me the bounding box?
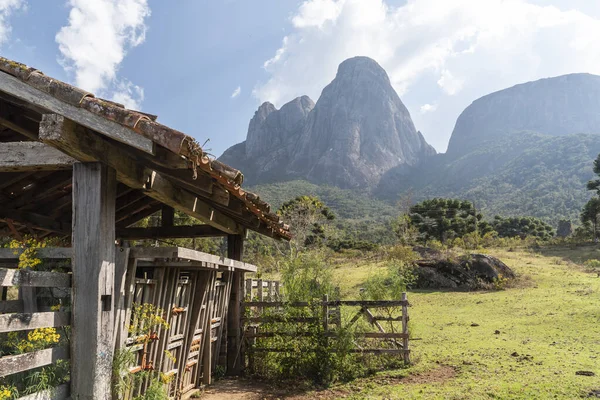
[413,247,515,290]
[220,56,436,188]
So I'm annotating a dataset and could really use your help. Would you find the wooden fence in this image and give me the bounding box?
[241,287,411,369]
[244,279,282,303]
[0,249,72,400]
[0,246,255,400]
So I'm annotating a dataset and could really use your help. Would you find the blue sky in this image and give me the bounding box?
[2,0,600,157]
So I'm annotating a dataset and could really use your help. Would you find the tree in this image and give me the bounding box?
[408,198,489,243]
[556,219,573,238]
[492,216,554,240]
[587,154,600,194]
[581,197,600,240]
[277,196,335,250]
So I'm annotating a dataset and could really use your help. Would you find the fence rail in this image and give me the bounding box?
[0,255,72,400]
[241,286,411,366]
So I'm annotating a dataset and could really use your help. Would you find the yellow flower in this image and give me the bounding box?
[0,386,13,400]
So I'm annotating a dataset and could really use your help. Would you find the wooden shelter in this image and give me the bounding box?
[0,56,290,399]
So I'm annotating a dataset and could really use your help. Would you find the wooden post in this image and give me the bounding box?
[226,234,244,376]
[71,162,117,399]
[322,294,329,331]
[274,281,280,301]
[267,281,273,302]
[161,205,174,227]
[245,279,252,301]
[401,292,410,364]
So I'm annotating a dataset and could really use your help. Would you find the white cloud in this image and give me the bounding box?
[111,79,144,110]
[231,86,241,99]
[0,0,25,45]
[56,0,150,108]
[437,69,463,95]
[420,103,437,114]
[254,0,600,152]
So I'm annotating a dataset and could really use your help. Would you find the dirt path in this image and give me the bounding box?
[199,366,456,399]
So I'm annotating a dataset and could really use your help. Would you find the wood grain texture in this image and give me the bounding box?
[0,347,69,377]
[39,114,241,235]
[0,142,75,172]
[0,70,154,153]
[0,311,70,333]
[0,268,71,288]
[71,162,116,399]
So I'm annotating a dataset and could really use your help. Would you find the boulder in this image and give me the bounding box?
[413,247,515,289]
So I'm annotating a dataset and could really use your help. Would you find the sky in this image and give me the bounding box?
[2,0,600,156]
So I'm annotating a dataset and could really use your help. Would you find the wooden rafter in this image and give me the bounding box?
[39,114,242,235]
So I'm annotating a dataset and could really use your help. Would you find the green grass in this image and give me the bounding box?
[323,246,600,399]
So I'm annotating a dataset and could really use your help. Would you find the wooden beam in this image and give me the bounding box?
[0,268,71,288]
[0,209,70,235]
[116,224,227,240]
[0,115,38,140]
[0,346,69,377]
[161,205,174,227]
[0,247,72,260]
[39,114,243,235]
[0,142,76,172]
[0,70,154,154]
[129,246,257,272]
[71,162,116,399]
[0,311,70,333]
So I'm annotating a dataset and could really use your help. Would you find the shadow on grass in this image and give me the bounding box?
[536,243,600,264]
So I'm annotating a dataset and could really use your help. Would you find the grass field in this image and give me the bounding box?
[320,246,600,399]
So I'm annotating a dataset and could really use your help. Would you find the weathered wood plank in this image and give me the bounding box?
[0,268,71,288]
[0,311,70,333]
[129,247,257,272]
[116,225,227,240]
[71,162,116,398]
[0,346,69,377]
[0,247,72,260]
[16,383,70,400]
[0,69,154,154]
[0,142,76,172]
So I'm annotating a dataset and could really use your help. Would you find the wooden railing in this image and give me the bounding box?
[241,292,411,368]
[0,264,72,400]
[244,278,282,302]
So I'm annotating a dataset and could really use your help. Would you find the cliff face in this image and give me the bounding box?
[446,73,600,156]
[220,56,436,188]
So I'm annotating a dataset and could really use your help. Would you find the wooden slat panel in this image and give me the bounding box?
[0,346,69,377]
[16,383,69,400]
[0,311,71,333]
[0,268,71,288]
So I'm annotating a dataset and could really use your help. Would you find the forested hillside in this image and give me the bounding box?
[379,132,600,225]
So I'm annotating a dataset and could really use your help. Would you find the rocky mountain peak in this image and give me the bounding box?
[220,56,436,188]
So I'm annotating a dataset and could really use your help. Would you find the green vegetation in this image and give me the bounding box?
[284,245,600,399]
[492,216,554,240]
[408,198,492,243]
